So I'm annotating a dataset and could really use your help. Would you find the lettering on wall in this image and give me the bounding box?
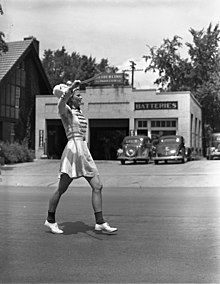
[135,101,178,110]
[39,130,44,148]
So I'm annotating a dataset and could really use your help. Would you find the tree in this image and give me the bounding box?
[187,24,220,131]
[144,36,191,91]
[186,24,220,92]
[195,69,220,131]
[144,23,220,92]
[0,4,8,54]
[41,47,114,88]
[143,23,220,133]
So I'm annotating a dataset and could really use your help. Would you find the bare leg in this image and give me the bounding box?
[85,175,103,212]
[85,175,117,233]
[45,173,73,233]
[48,173,73,213]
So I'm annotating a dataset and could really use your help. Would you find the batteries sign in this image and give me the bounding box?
[135,101,178,110]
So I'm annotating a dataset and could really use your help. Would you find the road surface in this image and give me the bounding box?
[0,159,220,283]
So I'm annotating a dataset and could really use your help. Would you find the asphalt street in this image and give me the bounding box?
[0,159,220,283]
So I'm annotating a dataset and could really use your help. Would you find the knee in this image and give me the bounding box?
[94,183,103,193]
[57,184,68,195]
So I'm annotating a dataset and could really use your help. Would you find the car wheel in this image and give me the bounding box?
[145,159,149,164]
[154,160,158,165]
[133,160,136,164]
[121,160,125,165]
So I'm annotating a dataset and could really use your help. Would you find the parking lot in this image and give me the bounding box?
[1,157,220,188]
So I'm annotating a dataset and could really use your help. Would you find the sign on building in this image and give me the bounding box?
[135,101,178,110]
[94,69,124,85]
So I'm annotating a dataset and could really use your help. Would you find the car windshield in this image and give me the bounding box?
[211,134,220,147]
[124,138,143,144]
[159,137,180,144]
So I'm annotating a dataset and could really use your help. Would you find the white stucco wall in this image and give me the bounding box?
[35,86,202,159]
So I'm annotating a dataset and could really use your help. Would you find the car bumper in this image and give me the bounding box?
[118,156,149,161]
[209,152,220,157]
[153,155,183,161]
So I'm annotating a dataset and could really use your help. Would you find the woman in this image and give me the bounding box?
[44,80,117,234]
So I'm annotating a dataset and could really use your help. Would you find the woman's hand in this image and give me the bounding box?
[69,80,81,92]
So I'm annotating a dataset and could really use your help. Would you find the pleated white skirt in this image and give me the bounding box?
[59,139,99,178]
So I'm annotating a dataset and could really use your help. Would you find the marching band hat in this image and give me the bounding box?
[53,84,68,98]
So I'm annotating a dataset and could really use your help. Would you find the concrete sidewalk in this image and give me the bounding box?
[0,158,219,188]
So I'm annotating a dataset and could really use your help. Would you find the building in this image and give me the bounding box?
[36,81,202,160]
[0,37,51,148]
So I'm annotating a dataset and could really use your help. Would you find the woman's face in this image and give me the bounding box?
[69,90,82,108]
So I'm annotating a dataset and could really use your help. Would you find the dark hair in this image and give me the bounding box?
[66,88,79,108]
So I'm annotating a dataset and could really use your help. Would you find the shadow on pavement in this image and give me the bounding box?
[60,221,94,235]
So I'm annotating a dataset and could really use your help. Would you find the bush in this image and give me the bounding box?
[0,141,35,164]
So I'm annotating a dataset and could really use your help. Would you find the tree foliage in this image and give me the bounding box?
[186,24,220,92]
[42,46,116,88]
[143,23,220,132]
[144,36,191,91]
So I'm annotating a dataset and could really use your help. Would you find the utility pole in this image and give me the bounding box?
[130,61,136,88]
[123,61,143,88]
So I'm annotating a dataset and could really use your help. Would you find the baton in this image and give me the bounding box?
[53,72,102,98]
[80,72,102,84]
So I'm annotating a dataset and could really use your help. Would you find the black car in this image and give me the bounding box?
[153,135,191,164]
[117,135,152,165]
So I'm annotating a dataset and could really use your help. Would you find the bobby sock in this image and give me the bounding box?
[47,211,56,223]
[95,211,105,224]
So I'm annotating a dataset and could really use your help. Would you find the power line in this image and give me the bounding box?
[123,61,143,88]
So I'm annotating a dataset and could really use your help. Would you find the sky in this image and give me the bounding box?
[0,0,220,88]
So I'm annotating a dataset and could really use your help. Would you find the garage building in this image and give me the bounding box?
[35,82,202,160]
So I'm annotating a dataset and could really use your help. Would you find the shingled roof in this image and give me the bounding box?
[0,38,33,81]
[0,37,51,92]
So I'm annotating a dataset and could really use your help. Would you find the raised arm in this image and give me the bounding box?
[56,80,81,115]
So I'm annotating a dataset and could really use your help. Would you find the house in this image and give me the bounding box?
[0,36,51,149]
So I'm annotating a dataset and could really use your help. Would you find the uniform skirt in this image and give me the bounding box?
[59,139,99,178]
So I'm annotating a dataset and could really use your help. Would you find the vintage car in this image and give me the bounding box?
[117,135,152,165]
[206,132,220,160]
[153,135,191,164]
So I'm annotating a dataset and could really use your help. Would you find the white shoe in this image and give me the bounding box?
[95,222,117,234]
[44,220,63,234]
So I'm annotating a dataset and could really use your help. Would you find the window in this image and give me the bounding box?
[10,107,15,118]
[6,84,10,105]
[15,108,19,119]
[0,105,5,116]
[138,120,147,128]
[15,87,20,108]
[151,120,177,128]
[21,70,26,87]
[10,123,15,143]
[0,61,25,120]
[6,106,10,117]
[11,85,15,106]
[1,85,5,104]
[16,68,21,85]
[156,121,160,127]
[10,72,16,84]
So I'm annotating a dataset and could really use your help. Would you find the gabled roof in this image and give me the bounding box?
[0,37,52,93]
[0,38,32,81]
